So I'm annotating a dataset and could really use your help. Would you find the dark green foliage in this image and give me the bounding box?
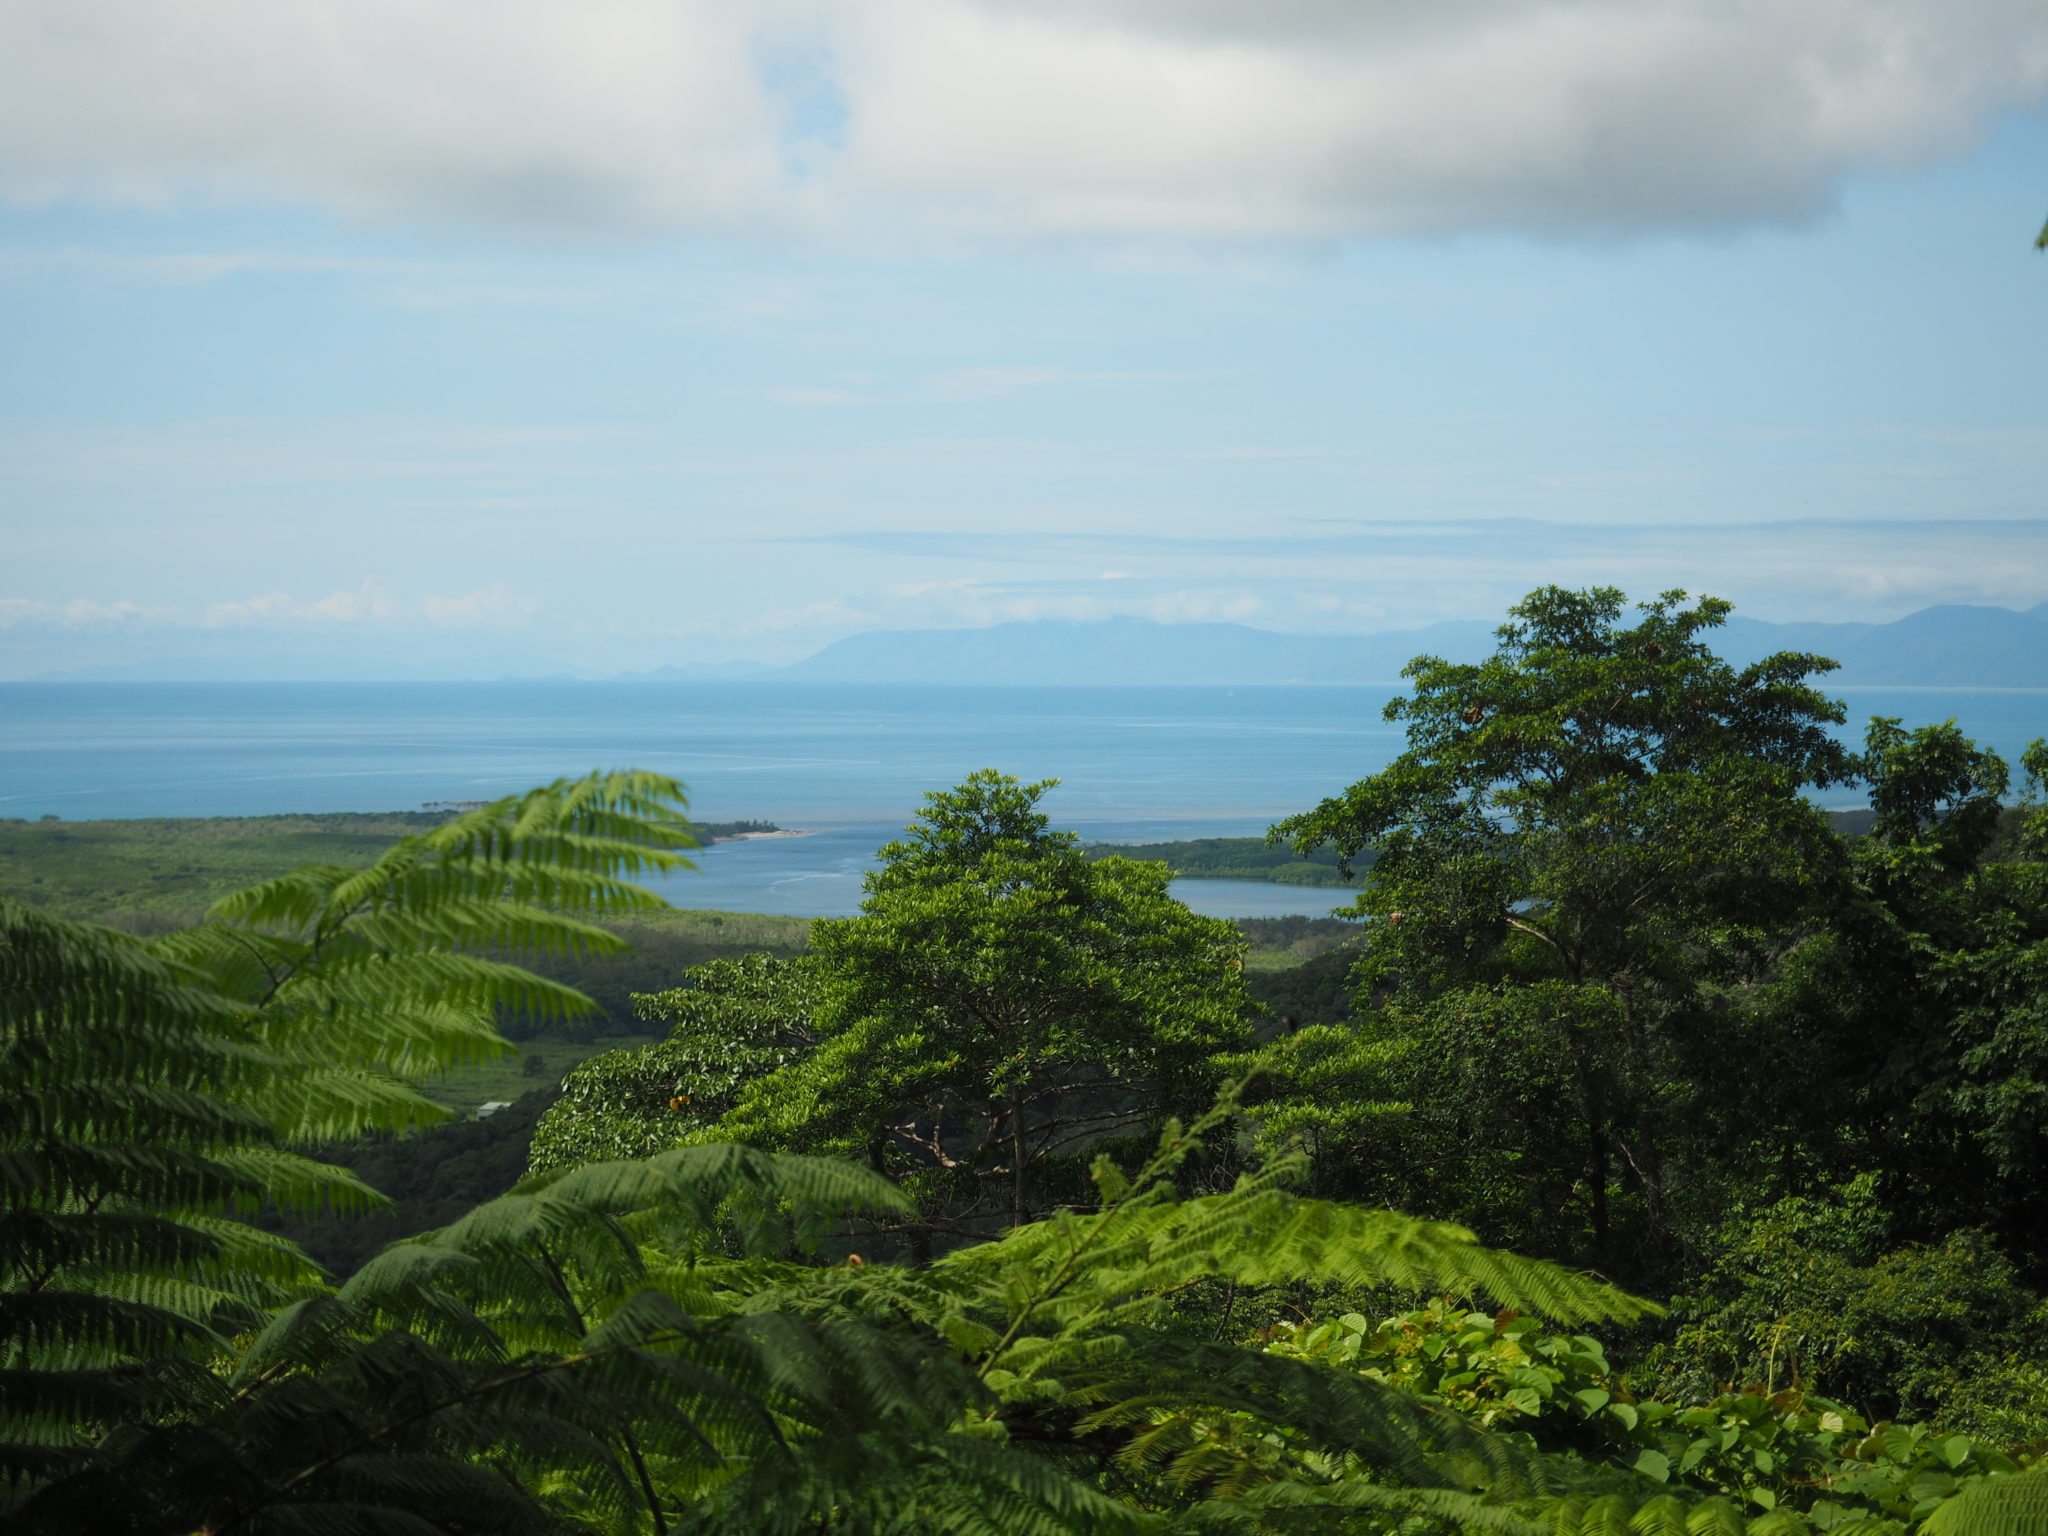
[1245,942,1360,1030]
[1748,728,2048,1270]
[1233,913,1362,961]
[494,909,811,1043]
[262,1087,565,1279]
[1265,587,1859,1279]
[11,1138,968,1536]
[6,912,1671,1536]
[10,747,2046,1533]
[1235,586,2048,1459]
[1648,1177,2048,1437]
[1271,1301,2027,1528]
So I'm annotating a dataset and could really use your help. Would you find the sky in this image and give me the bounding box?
[2,1,2045,679]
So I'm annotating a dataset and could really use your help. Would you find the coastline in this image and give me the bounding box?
[711,828,819,842]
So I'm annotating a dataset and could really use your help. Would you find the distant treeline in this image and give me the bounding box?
[1084,835,1367,887]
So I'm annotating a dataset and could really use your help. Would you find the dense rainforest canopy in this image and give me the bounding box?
[5,587,2047,1534]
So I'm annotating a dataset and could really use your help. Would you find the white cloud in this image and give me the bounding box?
[1,1,2041,241]
[1,581,537,632]
[869,574,1271,629]
[0,597,164,629]
[806,516,2048,629]
[205,580,404,626]
[421,582,538,627]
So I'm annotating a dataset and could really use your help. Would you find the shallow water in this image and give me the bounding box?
[3,679,2039,919]
[645,822,1363,919]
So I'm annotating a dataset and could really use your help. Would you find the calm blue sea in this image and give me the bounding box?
[3,681,2043,918]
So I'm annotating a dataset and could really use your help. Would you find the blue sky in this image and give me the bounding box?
[2,2,2045,678]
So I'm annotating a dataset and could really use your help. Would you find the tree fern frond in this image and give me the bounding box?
[1195,1194,1659,1323]
[1681,1499,1749,1536]
[912,1431,1158,1536]
[1743,1511,1819,1536]
[1623,1493,1694,1536]
[1918,1462,2048,1535]
[0,1288,223,1361]
[201,863,359,933]
[515,1142,912,1257]
[1077,1336,1468,1490]
[945,1174,1653,1343]
[1244,1474,1550,1535]
[0,1210,223,1281]
[333,1247,505,1361]
[210,1146,390,1217]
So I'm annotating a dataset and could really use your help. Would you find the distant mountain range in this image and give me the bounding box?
[1714,605,2048,686]
[768,616,1500,685]
[668,604,2048,688]
[23,604,2048,687]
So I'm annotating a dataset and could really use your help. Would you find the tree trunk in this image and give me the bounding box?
[1588,1108,1610,1262]
[1012,1103,1030,1227]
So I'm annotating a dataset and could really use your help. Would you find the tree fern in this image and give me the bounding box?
[1,898,342,1496]
[1918,1460,2048,1535]
[149,770,698,1144]
[3,773,704,1519]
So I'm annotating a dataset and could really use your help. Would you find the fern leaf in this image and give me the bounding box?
[1918,1462,2048,1535]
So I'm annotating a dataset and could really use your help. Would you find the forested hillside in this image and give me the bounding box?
[6,588,2047,1534]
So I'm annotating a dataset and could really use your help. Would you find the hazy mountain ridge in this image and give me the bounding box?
[767,605,2048,687]
[1715,603,2048,686]
[22,604,2048,687]
[778,615,1502,685]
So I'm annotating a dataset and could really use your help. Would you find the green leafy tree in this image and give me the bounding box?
[527,952,827,1172]
[1856,725,2048,1227]
[1264,587,1859,1276]
[712,770,1254,1244]
[1750,721,2048,1270]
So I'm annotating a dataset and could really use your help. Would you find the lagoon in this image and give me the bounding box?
[3,680,2042,918]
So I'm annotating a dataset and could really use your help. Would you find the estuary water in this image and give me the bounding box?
[3,681,2043,918]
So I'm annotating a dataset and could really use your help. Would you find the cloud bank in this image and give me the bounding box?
[0,580,532,633]
[801,516,2048,632]
[3,1,2044,241]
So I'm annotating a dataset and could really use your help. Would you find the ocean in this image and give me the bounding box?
[3,681,2043,918]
